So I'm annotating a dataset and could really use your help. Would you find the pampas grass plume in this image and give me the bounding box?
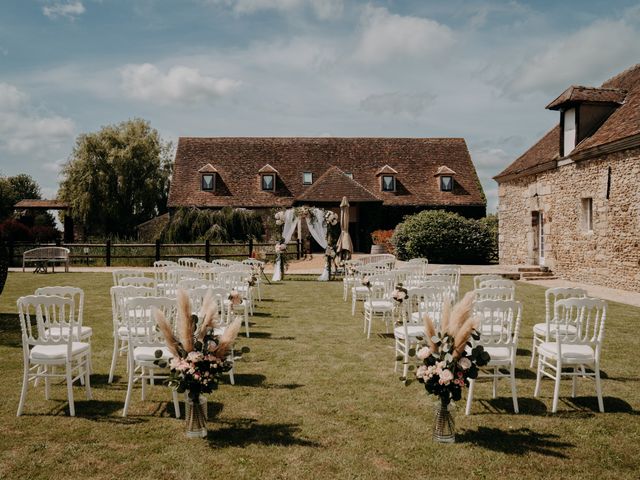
[211,316,242,358]
[423,314,437,350]
[448,291,475,338]
[154,308,179,358]
[453,316,479,359]
[177,289,194,351]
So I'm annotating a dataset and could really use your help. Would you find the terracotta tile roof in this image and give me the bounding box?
[496,64,640,181]
[297,166,381,203]
[168,137,486,208]
[434,165,457,176]
[375,164,398,176]
[546,86,627,110]
[14,199,69,209]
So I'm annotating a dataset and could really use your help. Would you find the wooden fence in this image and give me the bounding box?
[7,239,301,267]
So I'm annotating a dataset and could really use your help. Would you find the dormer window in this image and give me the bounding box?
[440,176,453,192]
[261,174,275,191]
[381,175,395,191]
[434,165,456,192]
[201,174,215,191]
[198,163,218,192]
[258,164,278,192]
[375,164,398,192]
[303,172,313,185]
[344,172,353,179]
[562,107,577,155]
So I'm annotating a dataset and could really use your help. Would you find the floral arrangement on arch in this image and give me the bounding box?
[325,211,339,226]
[274,210,285,226]
[410,292,490,405]
[154,290,242,402]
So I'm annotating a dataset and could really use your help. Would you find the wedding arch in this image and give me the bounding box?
[272,206,336,282]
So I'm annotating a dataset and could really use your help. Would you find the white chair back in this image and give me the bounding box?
[124,296,177,348]
[18,295,77,346]
[473,274,503,290]
[34,286,84,325]
[218,271,251,290]
[178,278,216,290]
[113,269,148,285]
[480,279,515,290]
[553,297,606,350]
[119,277,157,290]
[154,260,177,268]
[178,257,203,268]
[474,299,522,347]
[474,286,515,301]
[545,287,587,323]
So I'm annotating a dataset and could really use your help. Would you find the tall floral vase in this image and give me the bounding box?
[185,392,207,438]
[433,399,455,443]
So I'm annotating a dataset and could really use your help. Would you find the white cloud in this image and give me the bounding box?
[43,1,86,20]
[354,6,454,65]
[360,92,436,117]
[507,20,640,95]
[120,64,241,105]
[0,83,74,156]
[206,0,342,19]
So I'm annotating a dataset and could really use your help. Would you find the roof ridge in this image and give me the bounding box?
[601,63,640,87]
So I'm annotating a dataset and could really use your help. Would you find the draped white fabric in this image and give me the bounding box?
[306,208,328,249]
[272,209,300,281]
[272,207,331,281]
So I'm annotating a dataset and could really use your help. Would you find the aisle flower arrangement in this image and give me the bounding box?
[410,292,490,442]
[275,240,288,277]
[391,283,408,303]
[154,290,242,437]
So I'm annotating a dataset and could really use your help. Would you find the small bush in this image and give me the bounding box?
[0,219,33,242]
[392,210,496,264]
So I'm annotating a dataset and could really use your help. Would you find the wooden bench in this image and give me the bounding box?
[23,247,70,273]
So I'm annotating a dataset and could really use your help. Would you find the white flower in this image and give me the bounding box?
[416,347,430,360]
[439,369,454,385]
[458,357,472,370]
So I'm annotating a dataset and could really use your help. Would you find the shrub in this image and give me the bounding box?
[0,219,33,242]
[163,207,264,243]
[391,210,495,264]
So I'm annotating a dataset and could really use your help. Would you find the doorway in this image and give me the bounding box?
[532,211,545,266]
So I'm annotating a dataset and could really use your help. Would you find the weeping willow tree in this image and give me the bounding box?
[162,207,264,243]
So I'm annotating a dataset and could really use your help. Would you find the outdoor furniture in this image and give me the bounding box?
[466,299,522,415]
[534,297,606,413]
[17,294,92,416]
[22,247,70,273]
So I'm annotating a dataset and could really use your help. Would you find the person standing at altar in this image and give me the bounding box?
[303,234,313,261]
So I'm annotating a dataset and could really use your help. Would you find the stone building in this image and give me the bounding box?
[168,137,486,251]
[495,64,640,290]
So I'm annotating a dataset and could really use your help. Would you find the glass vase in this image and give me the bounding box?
[185,392,207,439]
[433,399,455,443]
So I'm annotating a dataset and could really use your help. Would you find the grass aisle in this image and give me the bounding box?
[0,273,639,479]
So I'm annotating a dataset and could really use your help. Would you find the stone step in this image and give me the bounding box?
[517,266,545,272]
[521,276,559,281]
[520,271,556,278]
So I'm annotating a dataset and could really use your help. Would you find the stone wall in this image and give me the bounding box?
[498,148,640,291]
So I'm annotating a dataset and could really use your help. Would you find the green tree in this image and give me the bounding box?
[0,173,42,220]
[58,119,173,238]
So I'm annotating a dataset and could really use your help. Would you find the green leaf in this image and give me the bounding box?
[154,349,163,359]
[408,348,416,357]
[241,346,251,354]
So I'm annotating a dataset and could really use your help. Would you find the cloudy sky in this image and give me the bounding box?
[1,0,640,212]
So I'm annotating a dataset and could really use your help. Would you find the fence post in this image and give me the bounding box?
[205,240,210,262]
[297,239,301,260]
[155,239,161,262]
[106,239,111,267]
[248,237,253,258]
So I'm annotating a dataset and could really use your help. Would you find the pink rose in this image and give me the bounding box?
[416,347,431,360]
[458,357,472,370]
[439,369,454,385]
[229,290,242,306]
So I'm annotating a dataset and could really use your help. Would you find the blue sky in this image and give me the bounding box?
[1,0,640,212]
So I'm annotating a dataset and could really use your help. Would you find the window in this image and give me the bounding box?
[582,197,593,231]
[201,174,215,191]
[381,175,395,192]
[344,172,353,179]
[261,174,275,191]
[440,175,453,192]
[563,107,577,156]
[303,172,313,185]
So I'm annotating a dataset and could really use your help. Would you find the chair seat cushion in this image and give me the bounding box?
[365,300,394,311]
[394,325,425,339]
[484,346,512,364]
[31,342,90,360]
[533,323,578,337]
[118,326,149,337]
[538,342,595,362]
[44,325,93,339]
[134,346,173,362]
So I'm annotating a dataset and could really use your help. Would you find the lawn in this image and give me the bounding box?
[0,273,639,480]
